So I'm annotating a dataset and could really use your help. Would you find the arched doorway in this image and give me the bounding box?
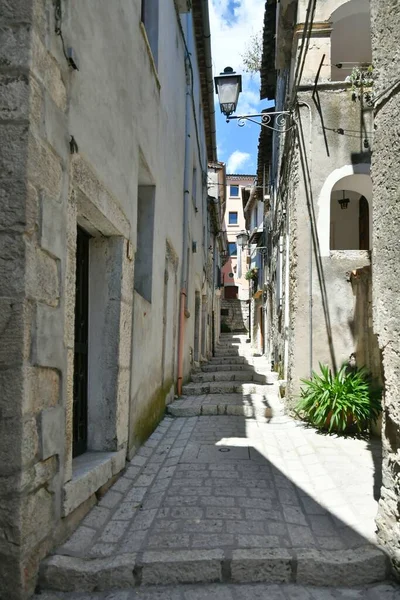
[329,174,372,251]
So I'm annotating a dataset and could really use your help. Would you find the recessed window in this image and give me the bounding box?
[228,242,237,256]
[221,308,229,316]
[229,211,238,225]
[141,0,159,67]
[134,185,155,302]
[230,185,239,197]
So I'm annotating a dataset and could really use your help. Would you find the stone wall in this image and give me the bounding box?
[0,1,213,597]
[371,0,400,576]
[220,299,249,333]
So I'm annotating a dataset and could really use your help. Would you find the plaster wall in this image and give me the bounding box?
[281,90,373,405]
[371,0,400,576]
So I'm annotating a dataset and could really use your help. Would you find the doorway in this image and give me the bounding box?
[73,227,90,458]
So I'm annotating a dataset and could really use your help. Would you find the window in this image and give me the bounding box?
[228,242,237,256]
[229,211,238,225]
[134,185,155,302]
[230,185,239,197]
[141,0,159,67]
[221,308,229,316]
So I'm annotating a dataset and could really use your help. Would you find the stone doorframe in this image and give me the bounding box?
[62,156,133,516]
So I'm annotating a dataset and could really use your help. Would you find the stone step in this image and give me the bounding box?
[167,393,274,417]
[39,545,389,592]
[209,356,247,365]
[214,350,241,357]
[201,364,251,372]
[182,381,270,396]
[191,371,265,383]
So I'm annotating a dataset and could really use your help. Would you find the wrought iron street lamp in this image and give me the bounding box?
[215,66,293,132]
[236,230,249,249]
[214,67,242,118]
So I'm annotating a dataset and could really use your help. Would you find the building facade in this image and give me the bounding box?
[259,0,378,400]
[370,0,400,577]
[220,174,253,333]
[0,1,219,597]
[257,0,400,577]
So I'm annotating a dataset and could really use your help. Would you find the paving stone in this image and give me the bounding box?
[296,547,388,586]
[140,549,224,585]
[40,338,390,593]
[231,549,292,583]
[130,509,158,531]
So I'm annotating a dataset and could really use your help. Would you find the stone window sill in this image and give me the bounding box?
[62,450,125,517]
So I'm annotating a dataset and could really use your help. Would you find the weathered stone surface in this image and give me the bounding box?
[40,196,65,259]
[140,550,224,585]
[296,547,389,586]
[40,554,136,592]
[371,0,400,576]
[0,24,31,69]
[39,406,64,460]
[33,303,64,368]
[231,549,292,583]
[63,452,125,517]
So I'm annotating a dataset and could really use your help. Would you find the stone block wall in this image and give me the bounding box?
[371,0,400,576]
[220,299,249,333]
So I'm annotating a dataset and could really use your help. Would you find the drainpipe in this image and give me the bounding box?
[177,15,192,396]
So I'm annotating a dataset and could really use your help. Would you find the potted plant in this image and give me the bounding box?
[346,64,375,104]
[245,267,258,281]
[296,363,381,434]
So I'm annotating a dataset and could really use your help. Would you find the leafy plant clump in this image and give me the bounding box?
[245,267,258,281]
[296,363,381,434]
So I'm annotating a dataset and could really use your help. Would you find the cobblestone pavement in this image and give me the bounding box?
[40,335,390,592]
[37,581,400,600]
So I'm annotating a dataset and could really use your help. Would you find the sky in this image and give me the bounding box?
[209,0,274,175]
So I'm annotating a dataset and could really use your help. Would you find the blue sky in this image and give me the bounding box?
[209,0,274,174]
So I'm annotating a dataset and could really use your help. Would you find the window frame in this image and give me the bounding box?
[229,185,239,197]
[228,211,238,225]
[228,241,237,256]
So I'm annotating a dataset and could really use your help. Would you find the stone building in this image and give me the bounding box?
[243,185,266,355]
[220,174,253,332]
[257,0,400,577]
[370,0,400,577]
[258,0,379,400]
[0,0,220,597]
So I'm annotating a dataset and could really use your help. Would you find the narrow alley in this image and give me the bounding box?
[37,335,396,598]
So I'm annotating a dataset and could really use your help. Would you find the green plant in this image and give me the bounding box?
[347,64,375,103]
[245,267,258,281]
[296,363,381,433]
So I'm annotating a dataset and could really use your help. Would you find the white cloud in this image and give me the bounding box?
[227,150,251,173]
[209,0,265,77]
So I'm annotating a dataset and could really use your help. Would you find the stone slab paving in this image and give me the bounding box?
[40,414,389,592]
[40,334,390,593]
[36,582,400,600]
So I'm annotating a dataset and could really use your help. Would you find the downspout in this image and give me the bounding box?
[177,14,192,396]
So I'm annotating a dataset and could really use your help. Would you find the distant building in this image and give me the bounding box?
[220,174,254,332]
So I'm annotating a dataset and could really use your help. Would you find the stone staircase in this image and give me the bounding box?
[37,333,392,596]
[167,334,281,420]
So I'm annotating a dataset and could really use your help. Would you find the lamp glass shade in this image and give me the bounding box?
[236,230,249,248]
[214,68,242,117]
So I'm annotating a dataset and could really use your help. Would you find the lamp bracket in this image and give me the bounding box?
[226,111,294,133]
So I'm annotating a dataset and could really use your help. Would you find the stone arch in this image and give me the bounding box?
[317,163,371,256]
[330,0,372,82]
